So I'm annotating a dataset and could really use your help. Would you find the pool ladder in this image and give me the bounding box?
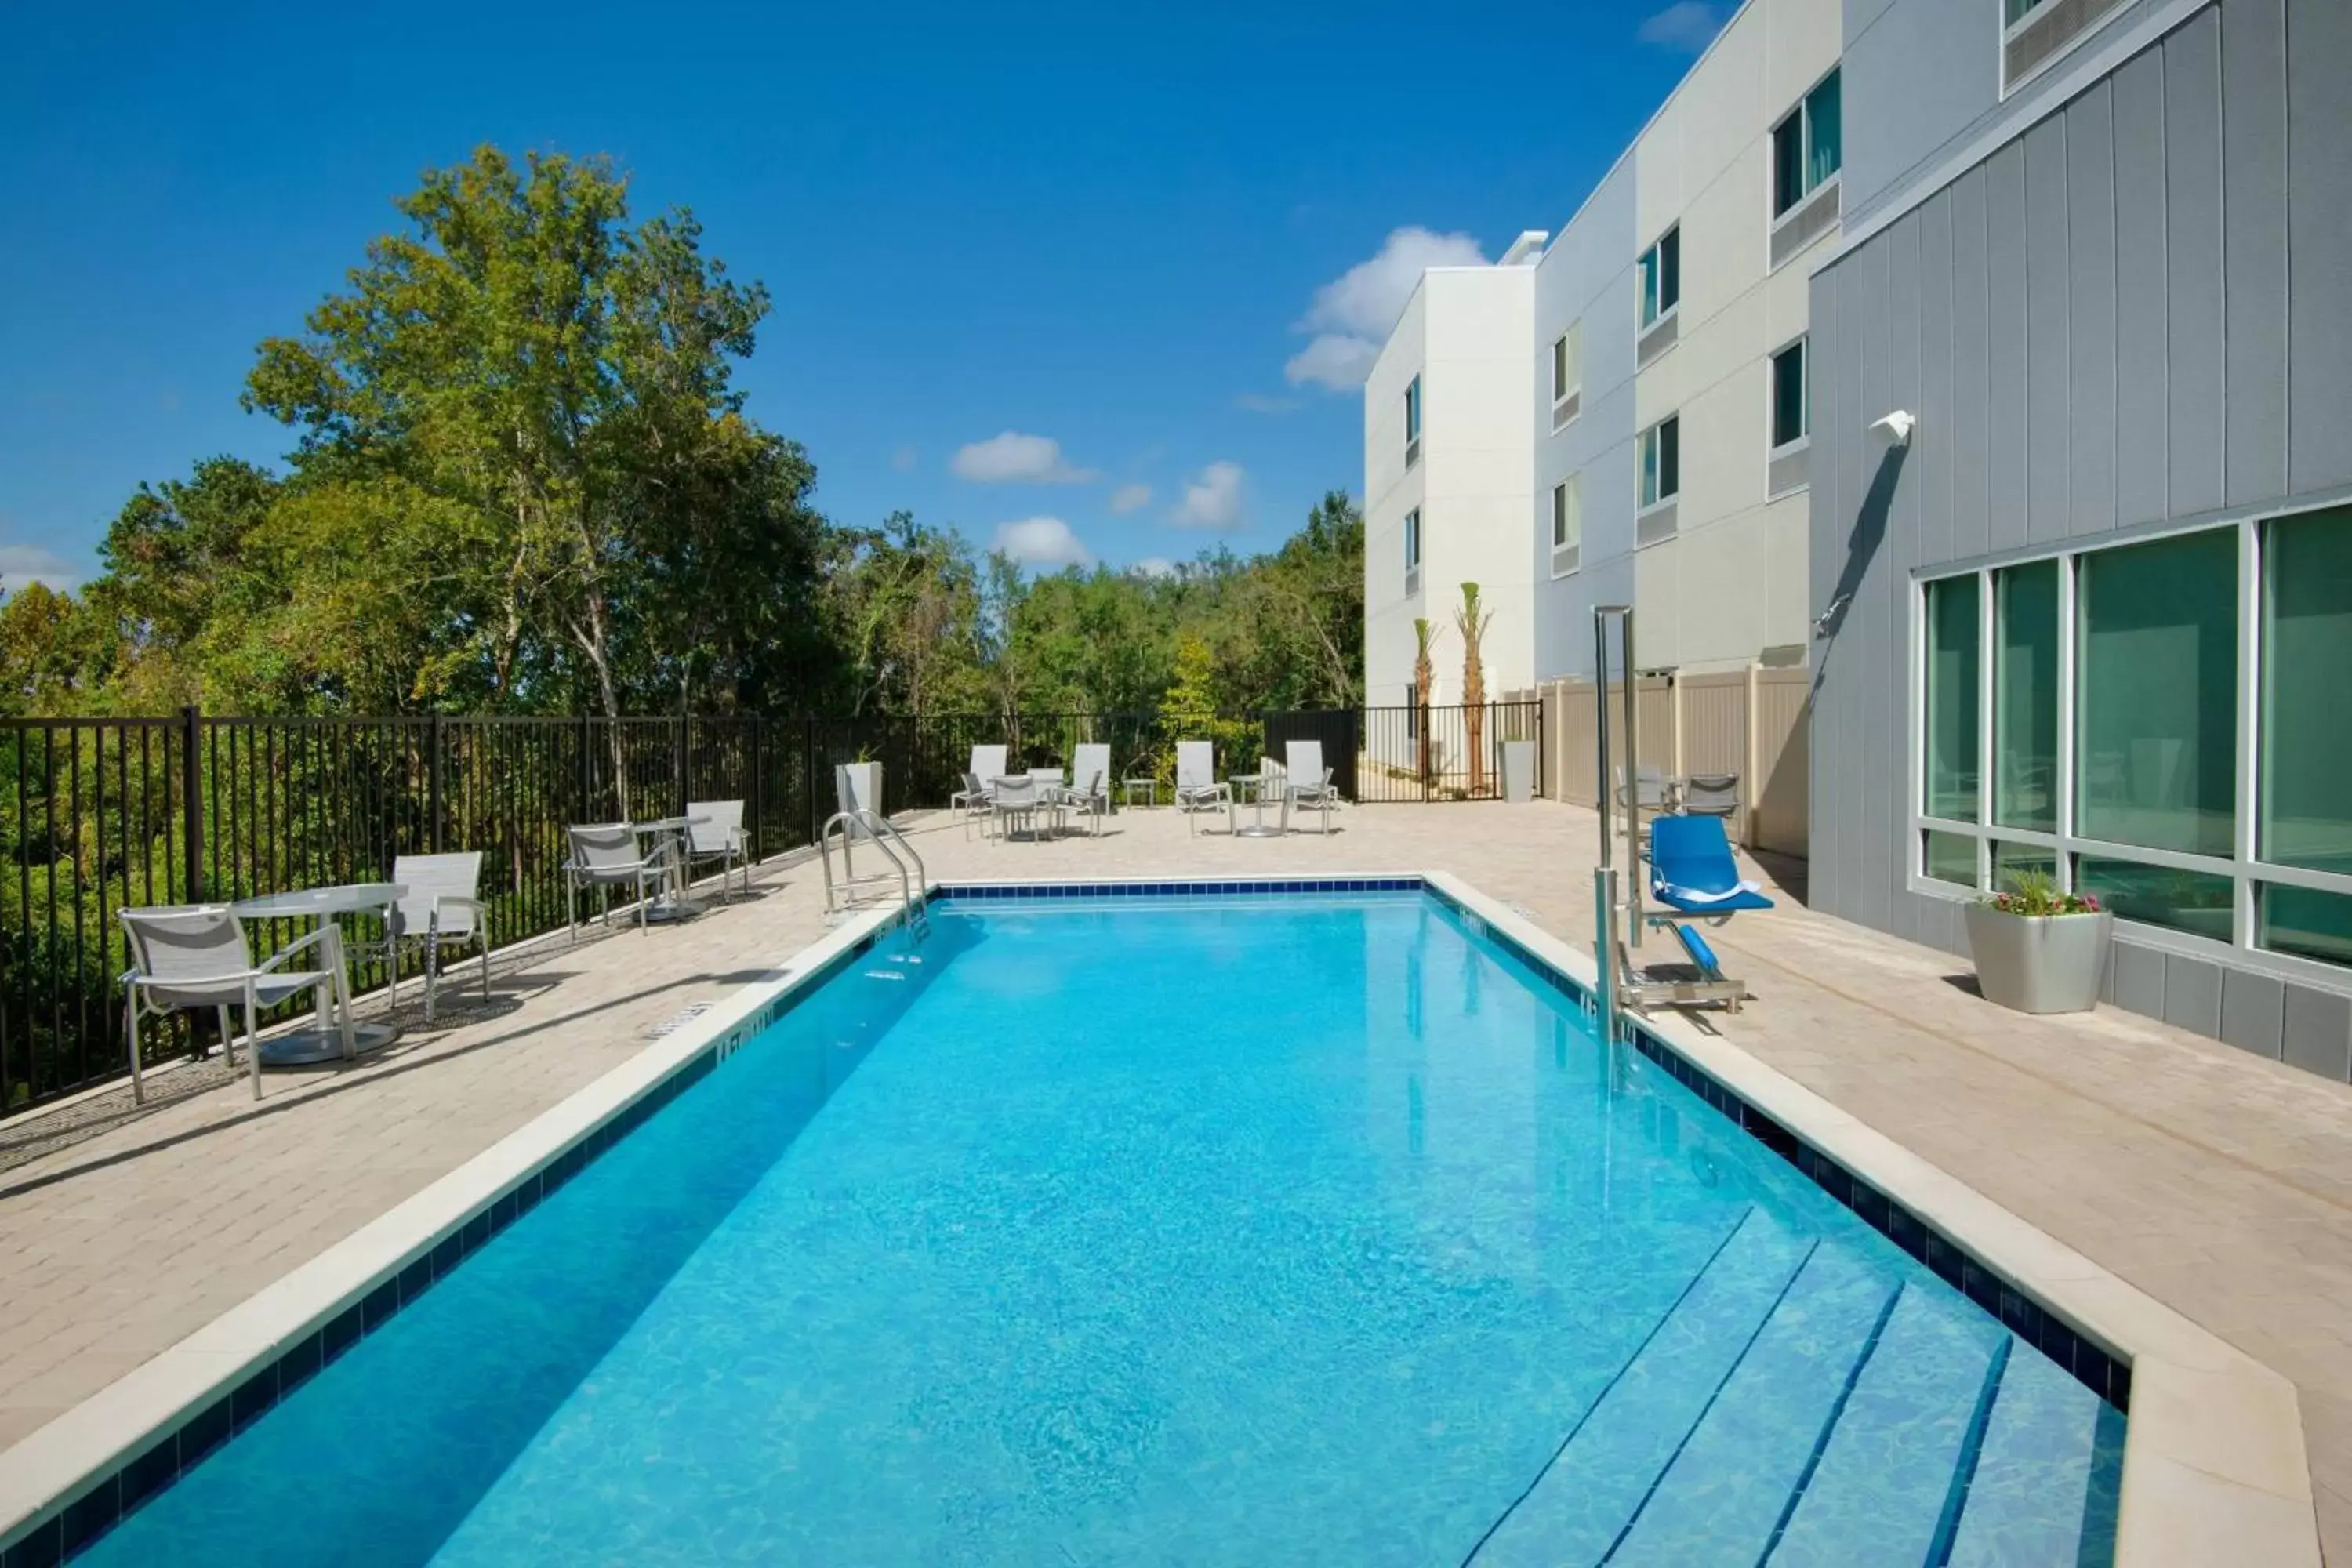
[819,808,931,941]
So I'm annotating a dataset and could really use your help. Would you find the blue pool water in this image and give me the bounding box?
[84,891,2121,1565]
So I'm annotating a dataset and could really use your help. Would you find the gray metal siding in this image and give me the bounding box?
[2111,48,2170,528]
[1809,0,2352,1077]
[2286,0,2352,492]
[2164,9,2227,515]
[2222,0,2288,508]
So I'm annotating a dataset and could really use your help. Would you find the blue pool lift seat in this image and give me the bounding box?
[1639,815,1773,1011]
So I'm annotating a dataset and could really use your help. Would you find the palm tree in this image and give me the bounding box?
[1455,583,1494,795]
[1411,617,1440,784]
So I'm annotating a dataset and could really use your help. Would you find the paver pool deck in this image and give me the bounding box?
[1,800,2347,1557]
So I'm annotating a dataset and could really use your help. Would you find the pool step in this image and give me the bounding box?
[1943,1339,2125,1566]
[1756,1285,2007,1566]
[1604,1242,1901,1564]
[1468,1209,1816,1566]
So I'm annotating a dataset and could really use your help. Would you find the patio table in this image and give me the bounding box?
[228,883,406,1065]
[1226,772,1288,839]
[1121,776,1157,809]
[632,815,710,923]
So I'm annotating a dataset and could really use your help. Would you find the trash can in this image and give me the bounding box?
[1501,739,1536,803]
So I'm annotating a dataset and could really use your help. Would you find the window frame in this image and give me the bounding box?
[1551,320,1582,420]
[1770,66,1842,220]
[1638,227,1681,330]
[1402,506,1421,597]
[1403,375,1422,468]
[1549,473,1582,578]
[1768,335,1809,456]
[1637,415,1680,513]
[1905,502,2352,989]
[2000,0,2131,100]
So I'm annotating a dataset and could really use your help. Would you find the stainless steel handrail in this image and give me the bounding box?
[818,808,929,936]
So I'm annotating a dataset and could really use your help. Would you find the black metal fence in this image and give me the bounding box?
[1,700,1538,1118]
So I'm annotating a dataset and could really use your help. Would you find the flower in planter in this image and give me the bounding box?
[1981,869,2100,917]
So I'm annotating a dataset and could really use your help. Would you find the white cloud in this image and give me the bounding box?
[1170,461,1245,530]
[889,443,918,472]
[1132,557,1176,579]
[0,543,85,592]
[1234,391,1300,415]
[1107,482,1152,515]
[1284,335,1383,392]
[1283,226,1488,390]
[991,516,1095,569]
[950,430,1098,485]
[1637,1,1726,51]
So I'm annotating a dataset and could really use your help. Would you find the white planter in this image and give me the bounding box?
[837,760,883,818]
[1963,904,2113,1014]
[1501,739,1537,803]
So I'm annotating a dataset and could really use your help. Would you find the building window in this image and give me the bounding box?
[2076,528,2238,858]
[1923,573,1981,825]
[1403,506,1421,594]
[1994,560,2060,833]
[1403,376,1421,467]
[1639,227,1680,328]
[1550,474,1582,577]
[1769,338,1808,449]
[2004,0,2131,96]
[1638,416,1679,510]
[1911,507,2352,978]
[1552,321,1581,406]
[1772,69,1842,219]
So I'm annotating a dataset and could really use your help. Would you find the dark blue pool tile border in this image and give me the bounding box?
[9,931,887,1568]
[1417,883,2132,1417]
[934,877,1422,901]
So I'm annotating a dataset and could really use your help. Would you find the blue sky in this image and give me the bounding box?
[0,0,1725,590]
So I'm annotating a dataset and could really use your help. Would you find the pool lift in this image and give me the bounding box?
[819,765,931,942]
[1591,605,1755,1034]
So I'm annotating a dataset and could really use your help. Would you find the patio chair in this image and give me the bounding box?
[118,905,354,1103]
[1643,815,1773,1011]
[390,852,490,1025]
[968,745,1008,793]
[1283,739,1341,835]
[1174,741,1231,837]
[990,774,1045,842]
[684,800,751,901]
[951,771,996,840]
[563,823,665,939]
[1061,743,1112,837]
[1679,773,1739,822]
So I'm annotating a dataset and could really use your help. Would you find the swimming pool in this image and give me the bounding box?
[71,887,2122,1564]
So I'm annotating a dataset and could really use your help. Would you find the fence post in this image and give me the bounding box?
[1744,660,1761,849]
[180,704,204,902]
[803,714,819,845]
[576,713,592,822]
[751,714,765,862]
[429,713,445,853]
[673,717,689,818]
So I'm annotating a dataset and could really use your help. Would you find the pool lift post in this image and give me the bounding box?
[1593,605,1758,1019]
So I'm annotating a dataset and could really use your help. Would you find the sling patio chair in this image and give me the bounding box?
[118,904,354,1102]
[390,851,491,1025]
[1058,743,1112,837]
[563,823,666,938]
[1283,739,1342,834]
[684,800,752,901]
[1174,741,1232,836]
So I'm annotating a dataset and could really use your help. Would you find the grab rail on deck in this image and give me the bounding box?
[818,808,930,938]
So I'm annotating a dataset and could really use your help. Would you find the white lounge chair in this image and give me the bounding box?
[390,852,490,1025]
[118,905,353,1102]
[1174,741,1231,836]
[562,824,665,938]
[1061,743,1112,837]
[969,745,1008,792]
[1283,739,1341,834]
[684,800,751,900]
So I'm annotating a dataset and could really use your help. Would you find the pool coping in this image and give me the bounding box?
[0,873,2319,1566]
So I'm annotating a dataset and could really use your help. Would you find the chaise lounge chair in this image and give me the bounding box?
[1283,739,1341,834]
[1061,742,1112,837]
[1642,814,1773,1011]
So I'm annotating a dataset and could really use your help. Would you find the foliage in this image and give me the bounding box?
[1456,582,1494,794]
[1984,869,2102,917]
[1150,633,1258,784]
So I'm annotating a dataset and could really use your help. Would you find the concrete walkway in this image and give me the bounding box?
[1,800,2347,1555]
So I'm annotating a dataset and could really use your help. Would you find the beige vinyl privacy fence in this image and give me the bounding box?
[1503,664,1811,857]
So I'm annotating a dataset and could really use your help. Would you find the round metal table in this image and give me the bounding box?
[632,816,710,923]
[1227,773,1288,839]
[229,883,407,1065]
